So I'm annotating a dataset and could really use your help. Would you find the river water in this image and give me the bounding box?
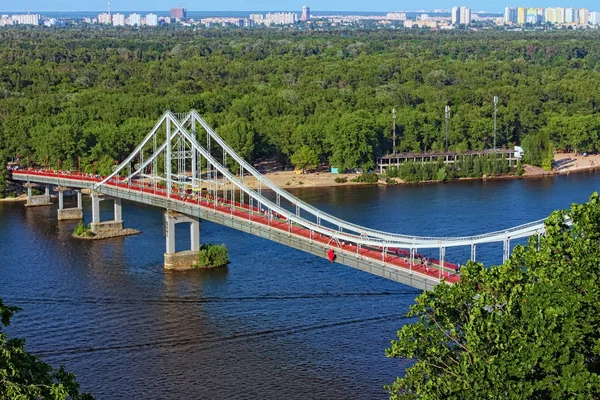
[1,172,599,399]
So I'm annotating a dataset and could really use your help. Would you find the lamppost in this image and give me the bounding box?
[392,108,397,156]
[445,105,451,152]
[493,96,498,150]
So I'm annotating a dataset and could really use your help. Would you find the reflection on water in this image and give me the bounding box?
[1,172,599,399]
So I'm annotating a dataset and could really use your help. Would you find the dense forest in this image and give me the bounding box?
[1,28,600,179]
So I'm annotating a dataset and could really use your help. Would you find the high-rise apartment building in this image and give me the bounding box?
[517,7,526,24]
[250,14,265,24]
[555,7,565,23]
[565,8,577,23]
[265,12,297,25]
[170,7,187,19]
[98,13,111,24]
[459,6,471,25]
[590,11,600,25]
[301,6,310,21]
[526,7,538,23]
[12,14,40,25]
[579,8,589,24]
[112,13,125,26]
[451,6,460,24]
[146,13,158,26]
[128,13,141,26]
[504,7,518,23]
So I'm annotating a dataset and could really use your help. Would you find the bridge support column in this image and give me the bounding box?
[90,192,124,234]
[56,187,83,221]
[24,183,52,207]
[470,244,476,262]
[503,238,511,263]
[164,210,201,270]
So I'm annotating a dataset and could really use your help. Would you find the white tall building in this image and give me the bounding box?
[451,6,460,24]
[565,8,577,23]
[250,13,265,24]
[459,6,471,25]
[128,13,141,26]
[386,12,407,20]
[98,13,112,24]
[265,12,297,25]
[146,13,158,26]
[301,6,310,21]
[590,11,600,25]
[504,7,518,23]
[112,13,125,26]
[12,14,40,25]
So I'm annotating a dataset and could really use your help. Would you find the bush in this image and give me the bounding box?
[334,176,348,183]
[351,172,379,183]
[386,166,400,178]
[73,222,93,237]
[196,244,229,268]
[385,177,398,185]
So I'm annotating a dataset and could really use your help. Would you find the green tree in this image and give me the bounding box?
[290,146,319,172]
[386,193,600,399]
[0,299,94,399]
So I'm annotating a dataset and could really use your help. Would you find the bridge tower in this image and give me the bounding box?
[164,210,201,270]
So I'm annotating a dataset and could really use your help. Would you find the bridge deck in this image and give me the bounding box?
[11,170,460,290]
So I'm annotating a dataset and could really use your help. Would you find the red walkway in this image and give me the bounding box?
[12,169,461,284]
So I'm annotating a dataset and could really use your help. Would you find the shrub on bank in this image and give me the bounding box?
[334,176,348,183]
[196,244,229,268]
[351,172,379,183]
[73,222,93,237]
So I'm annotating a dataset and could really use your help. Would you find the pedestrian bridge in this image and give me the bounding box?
[9,110,547,290]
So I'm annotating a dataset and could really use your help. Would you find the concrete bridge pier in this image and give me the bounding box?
[56,187,83,221]
[164,210,201,270]
[90,192,124,234]
[24,183,53,207]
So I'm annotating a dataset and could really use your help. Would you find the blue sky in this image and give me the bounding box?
[1,0,598,13]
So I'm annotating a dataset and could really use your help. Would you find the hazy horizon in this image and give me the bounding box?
[1,0,599,14]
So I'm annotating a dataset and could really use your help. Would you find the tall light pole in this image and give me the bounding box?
[392,108,397,156]
[445,105,451,152]
[493,96,498,150]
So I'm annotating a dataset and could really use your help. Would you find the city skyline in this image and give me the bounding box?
[2,0,599,13]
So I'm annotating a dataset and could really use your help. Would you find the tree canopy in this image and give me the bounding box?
[386,193,600,399]
[0,299,94,399]
[1,29,600,173]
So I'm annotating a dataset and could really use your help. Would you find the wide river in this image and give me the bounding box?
[1,172,599,399]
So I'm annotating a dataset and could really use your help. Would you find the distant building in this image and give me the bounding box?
[112,13,125,26]
[146,13,158,26]
[386,12,407,21]
[250,13,265,25]
[265,12,297,25]
[12,14,40,25]
[459,7,471,25]
[555,7,565,23]
[517,7,526,24]
[504,7,517,23]
[301,6,310,21]
[171,7,187,20]
[579,8,589,25]
[128,13,141,26]
[98,13,111,24]
[565,8,577,23]
[526,7,538,24]
[590,11,600,25]
[451,6,460,24]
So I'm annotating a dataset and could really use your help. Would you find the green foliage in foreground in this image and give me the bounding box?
[196,244,229,268]
[386,193,600,399]
[0,298,94,400]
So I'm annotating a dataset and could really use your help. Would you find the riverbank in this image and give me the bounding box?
[251,153,600,189]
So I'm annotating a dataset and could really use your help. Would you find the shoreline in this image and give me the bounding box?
[3,154,598,196]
